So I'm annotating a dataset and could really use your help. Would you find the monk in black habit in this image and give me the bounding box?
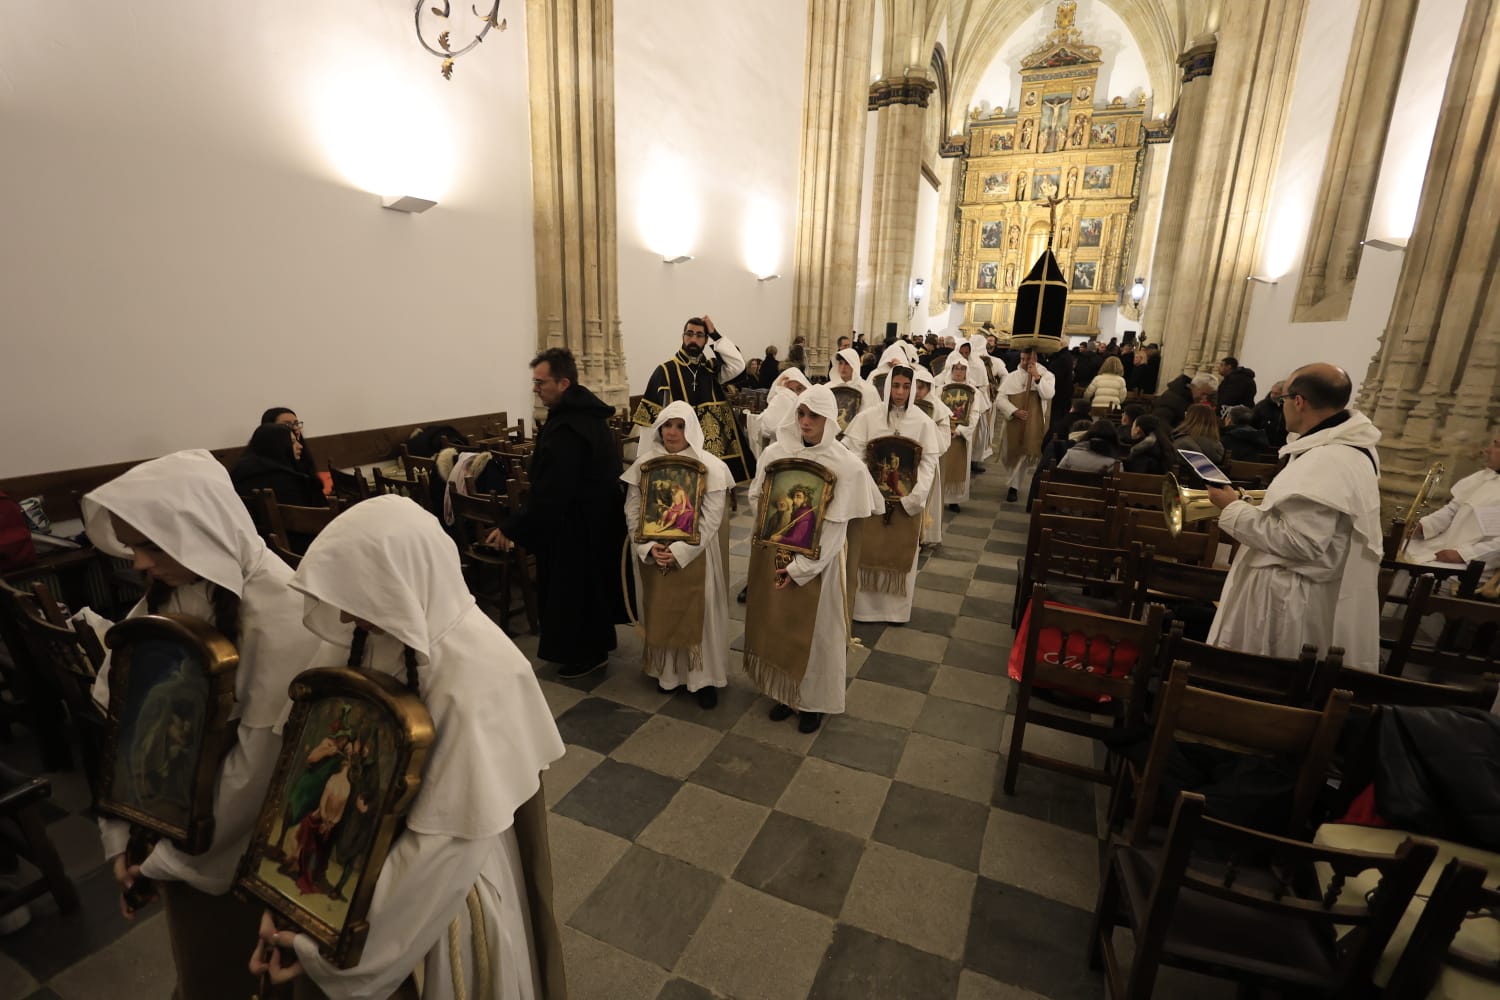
[490,347,627,678]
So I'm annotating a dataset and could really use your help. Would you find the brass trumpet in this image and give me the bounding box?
[1394,461,1444,562]
[1161,474,1267,537]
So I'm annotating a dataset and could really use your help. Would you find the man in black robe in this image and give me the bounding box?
[634,314,753,481]
[491,348,627,677]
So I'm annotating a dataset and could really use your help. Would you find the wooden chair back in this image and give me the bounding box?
[1031,530,1151,619]
[373,467,436,513]
[1126,666,1351,844]
[328,463,370,504]
[1222,458,1281,487]
[1013,512,1113,628]
[1165,636,1338,707]
[1038,466,1118,494]
[1318,665,1497,711]
[1032,490,1111,521]
[399,444,438,477]
[1121,508,1220,566]
[1114,489,1165,515]
[1386,858,1500,994]
[1386,574,1500,682]
[1131,559,1228,615]
[251,491,344,568]
[1114,471,1166,495]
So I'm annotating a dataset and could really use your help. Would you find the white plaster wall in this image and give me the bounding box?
[970,0,1152,115]
[0,0,538,477]
[1237,0,1463,398]
[614,1,807,390]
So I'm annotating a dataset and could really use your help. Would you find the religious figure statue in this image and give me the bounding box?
[1066,167,1079,197]
[1019,119,1034,149]
[1008,224,1020,250]
[1070,114,1087,147]
[1014,172,1026,202]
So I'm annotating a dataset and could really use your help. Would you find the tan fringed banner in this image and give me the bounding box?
[743,544,823,708]
[940,438,968,499]
[639,553,707,676]
[858,508,922,596]
[1002,390,1046,465]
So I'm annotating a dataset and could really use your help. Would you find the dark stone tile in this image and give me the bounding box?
[943,637,1009,676]
[690,733,803,806]
[810,715,908,778]
[873,782,988,871]
[964,878,1103,1000]
[659,682,757,732]
[857,651,938,694]
[918,573,970,595]
[973,562,1021,584]
[930,545,981,564]
[983,538,1030,556]
[913,696,1004,753]
[992,755,1098,836]
[960,596,1009,621]
[553,758,680,840]
[809,923,962,1000]
[905,607,958,635]
[569,845,723,968]
[22,990,64,1000]
[656,980,719,1000]
[536,662,614,693]
[851,620,888,648]
[554,696,652,754]
[946,522,992,538]
[733,811,866,917]
[0,864,142,980]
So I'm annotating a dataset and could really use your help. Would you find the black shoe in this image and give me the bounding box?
[696,687,719,709]
[971,463,986,474]
[558,659,607,679]
[769,703,795,722]
[946,503,961,513]
[1006,488,1019,503]
[798,711,824,733]
[737,585,748,604]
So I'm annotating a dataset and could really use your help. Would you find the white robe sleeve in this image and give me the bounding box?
[902,445,939,517]
[993,378,1017,419]
[1416,500,1459,543]
[1457,531,1500,566]
[787,519,849,587]
[625,484,655,563]
[668,490,724,567]
[710,337,746,384]
[1219,496,1348,566]
[295,830,494,1000]
[1036,369,1056,401]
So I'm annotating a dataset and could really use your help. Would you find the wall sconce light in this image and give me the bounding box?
[1129,277,1146,304]
[1361,238,1409,252]
[415,1,506,80]
[382,194,438,213]
[663,254,694,265]
[1245,275,1279,285]
[757,273,781,283]
[911,278,927,306]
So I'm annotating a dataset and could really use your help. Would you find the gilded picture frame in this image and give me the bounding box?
[634,454,708,547]
[752,458,838,561]
[865,436,923,505]
[941,383,977,427]
[237,668,435,969]
[829,385,866,433]
[96,614,240,854]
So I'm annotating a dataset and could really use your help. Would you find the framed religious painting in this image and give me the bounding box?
[1031,170,1062,201]
[1072,261,1098,291]
[634,454,708,547]
[1077,217,1104,248]
[829,385,866,433]
[752,458,838,561]
[97,614,239,854]
[865,436,923,505]
[976,262,999,290]
[941,383,976,427]
[237,667,434,969]
[980,221,1003,249]
[1083,164,1114,191]
[872,370,889,397]
[981,171,1010,197]
[1090,121,1117,146]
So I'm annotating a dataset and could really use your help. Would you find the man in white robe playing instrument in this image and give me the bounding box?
[1205,364,1383,669]
[994,347,1056,504]
[1402,430,1500,572]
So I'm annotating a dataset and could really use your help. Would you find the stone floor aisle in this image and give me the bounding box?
[1,468,1145,1000]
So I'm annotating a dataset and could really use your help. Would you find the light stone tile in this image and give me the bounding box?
[894,732,999,804]
[561,927,667,1000]
[924,557,978,578]
[966,580,1017,602]
[958,970,1051,1000]
[49,911,173,1000]
[0,952,36,1000]
[874,627,949,661]
[637,784,769,877]
[730,701,821,754]
[952,615,1014,647]
[548,814,631,922]
[938,530,987,550]
[676,881,834,1000]
[981,808,1101,911]
[611,715,723,780]
[931,665,1009,710]
[1001,714,1097,768]
[844,678,926,729]
[912,587,963,613]
[592,668,675,714]
[839,841,976,961]
[543,744,606,808]
[540,679,586,719]
[775,756,893,839]
[846,641,871,678]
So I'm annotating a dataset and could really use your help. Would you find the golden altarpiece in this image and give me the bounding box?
[953,2,1146,338]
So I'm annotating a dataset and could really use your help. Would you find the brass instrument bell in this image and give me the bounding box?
[1161,474,1267,537]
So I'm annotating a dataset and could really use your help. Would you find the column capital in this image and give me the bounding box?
[868,75,937,110]
[1177,41,1217,83]
[939,133,967,158]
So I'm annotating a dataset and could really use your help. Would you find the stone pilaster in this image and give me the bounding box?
[524,0,628,406]
[860,76,936,339]
[1361,0,1500,505]
[1294,0,1419,321]
[926,147,965,321]
[1154,0,1308,379]
[790,0,876,375]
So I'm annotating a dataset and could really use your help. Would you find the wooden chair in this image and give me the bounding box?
[374,467,437,515]
[1003,584,1166,795]
[328,463,370,504]
[1030,529,1151,620]
[1031,489,1111,521]
[1129,560,1228,635]
[1013,512,1114,627]
[448,488,539,636]
[1037,465,1119,495]
[1384,858,1500,997]
[1114,471,1166,495]
[1119,508,1219,566]
[1316,665,1497,712]
[1091,789,1436,1000]
[399,444,438,477]
[1385,573,1500,683]
[1163,636,1339,707]
[0,763,80,922]
[249,491,345,568]
[1112,666,1352,846]
[1114,489,1165,516]
[1221,457,1281,487]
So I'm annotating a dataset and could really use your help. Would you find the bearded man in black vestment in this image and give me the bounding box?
[634,314,753,482]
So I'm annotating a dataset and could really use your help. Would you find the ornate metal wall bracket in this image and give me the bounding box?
[415,1,506,80]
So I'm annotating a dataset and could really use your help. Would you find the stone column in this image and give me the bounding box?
[860,76,937,339]
[1361,0,1500,504]
[1153,0,1308,379]
[1294,0,1419,321]
[524,0,629,406]
[790,0,876,374]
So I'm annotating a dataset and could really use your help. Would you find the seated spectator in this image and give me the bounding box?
[1221,405,1272,461]
[1152,372,1217,427]
[1124,415,1178,475]
[230,422,327,508]
[1058,419,1122,473]
[758,345,780,388]
[261,406,330,494]
[1084,356,1128,410]
[1171,403,1226,464]
[1116,403,1146,447]
[1216,357,1258,409]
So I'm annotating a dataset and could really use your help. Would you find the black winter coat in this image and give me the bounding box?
[1151,374,1195,427]
[1217,366,1258,409]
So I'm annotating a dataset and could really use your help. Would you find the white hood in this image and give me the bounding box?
[622,400,733,494]
[770,385,885,523]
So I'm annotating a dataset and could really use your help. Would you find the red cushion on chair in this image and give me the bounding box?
[1007,596,1140,702]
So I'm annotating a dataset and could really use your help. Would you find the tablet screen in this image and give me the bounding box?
[1176,449,1232,486]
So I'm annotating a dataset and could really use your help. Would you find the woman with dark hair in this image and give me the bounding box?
[1124,415,1178,475]
[230,423,328,508]
[1058,419,1122,473]
[260,407,331,494]
[1171,402,1226,464]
